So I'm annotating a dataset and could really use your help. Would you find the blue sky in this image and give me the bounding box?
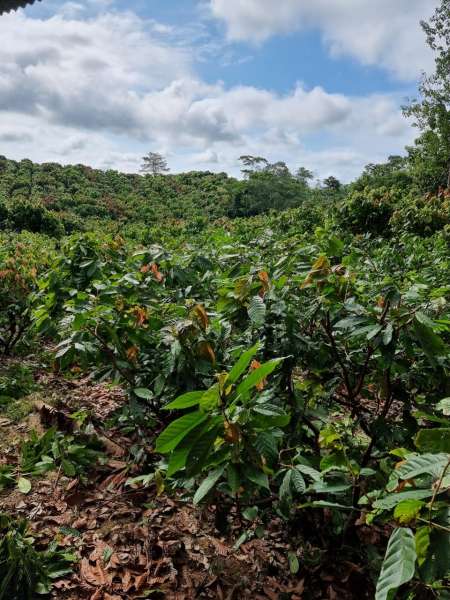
[0,0,438,180]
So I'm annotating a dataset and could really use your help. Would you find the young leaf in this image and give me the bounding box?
[288,552,300,575]
[375,528,417,600]
[17,477,32,494]
[200,384,220,411]
[155,412,208,454]
[393,499,424,524]
[193,465,225,505]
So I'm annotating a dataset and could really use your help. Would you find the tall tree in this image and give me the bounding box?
[323,176,341,191]
[140,152,170,176]
[404,0,450,188]
[295,167,314,186]
[239,155,269,178]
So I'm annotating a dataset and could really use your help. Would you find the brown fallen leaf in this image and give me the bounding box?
[80,557,111,586]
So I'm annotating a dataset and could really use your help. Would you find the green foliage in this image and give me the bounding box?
[2,69,450,595]
[155,352,285,501]
[0,514,75,599]
[403,0,450,190]
[20,428,104,480]
[0,364,35,400]
[375,528,417,600]
[0,231,55,355]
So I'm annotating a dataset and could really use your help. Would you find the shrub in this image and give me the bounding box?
[0,514,75,599]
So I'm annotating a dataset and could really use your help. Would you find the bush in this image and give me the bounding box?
[2,199,64,237]
[338,186,397,235]
[0,232,55,354]
[0,514,75,598]
[390,189,450,235]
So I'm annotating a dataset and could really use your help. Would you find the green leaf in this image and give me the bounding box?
[186,426,219,476]
[288,551,300,575]
[304,500,353,510]
[279,470,292,502]
[382,323,394,346]
[248,296,266,327]
[237,358,283,397]
[413,315,447,364]
[166,447,190,477]
[61,459,76,477]
[393,500,424,524]
[163,391,204,411]
[227,464,241,494]
[155,412,208,454]
[373,489,434,511]
[415,428,450,453]
[311,481,351,494]
[367,325,383,341]
[227,342,260,384]
[35,582,51,594]
[291,468,306,494]
[233,531,248,550]
[415,526,431,567]
[134,388,153,400]
[436,398,450,416]
[295,463,321,482]
[243,465,270,490]
[200,384,220,411]
[17,477,32,494]
[193,465,225,505]
[375,528,416,600]
[254,431,278,462]
[395,452,449,480]
[242,506,258,521]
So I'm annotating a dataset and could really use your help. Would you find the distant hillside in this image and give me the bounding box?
[0,156,320,236]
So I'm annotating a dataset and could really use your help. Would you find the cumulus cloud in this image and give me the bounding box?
[209,0,438,81]
[0,7,417,180]
[0,11,191,135]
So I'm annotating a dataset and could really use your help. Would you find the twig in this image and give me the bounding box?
[428,457,450,527]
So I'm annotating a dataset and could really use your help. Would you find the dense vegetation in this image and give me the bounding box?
[1,3,450,599]
[0,154,342,238]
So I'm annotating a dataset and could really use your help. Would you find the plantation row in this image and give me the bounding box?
[1,200,449,597]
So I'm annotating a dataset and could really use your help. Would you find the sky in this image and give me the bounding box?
[0,0,439,180]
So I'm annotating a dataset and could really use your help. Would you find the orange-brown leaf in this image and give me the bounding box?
[192,304,209,329]
[197,341,216,364]
[151,263,164,283]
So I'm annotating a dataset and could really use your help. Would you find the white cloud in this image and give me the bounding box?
[209,0,438,81]
[0,8,417,181]
[0,11,191,135]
